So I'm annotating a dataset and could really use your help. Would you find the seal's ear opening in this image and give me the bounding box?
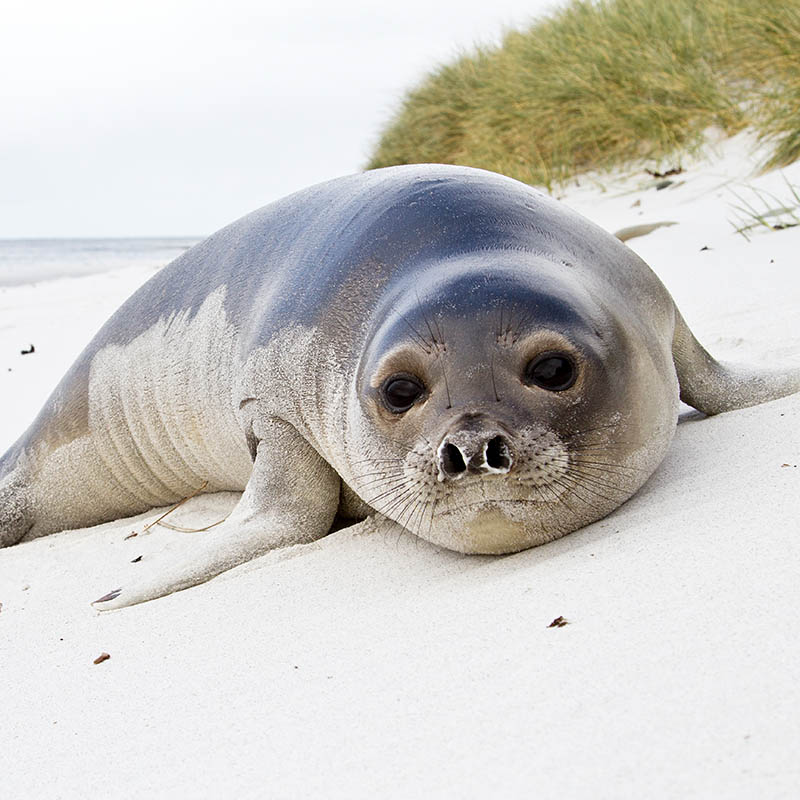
[672,308,800,414]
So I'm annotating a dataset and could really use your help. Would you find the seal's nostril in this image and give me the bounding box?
[442,443,467,475]
[486,436,511,470]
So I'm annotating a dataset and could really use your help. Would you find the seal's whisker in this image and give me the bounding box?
[490,352,501,402]
[532,484,571,538]
[348,460,407,472]
[568,434,643,446]
[566,441,645,453]
[415,289,440,348]
[438,347,452,409]
[566,470,632,496]
[508,307,535,340]
[568,457,648,474]
[403,498,422,538]
[347,456,407,466]
[541,480,584,526]
[372,512,410,548]
[431,312,446,350]
[562,458,632,485]
[349,465,406,481]
[393,493,420,532]
[368,480,418,511]
[566,458,640,484]
[558,471,623,505]
[392,308,434,354]
[552,475,606,511]
[395,478,426,522]
[540,450,644,476]
[404,492,431,538]
[382,434,435,455]
[363,472,416,504]
[381,485,426,531]
[352,474,409,494]
[348,463,406,478]
[565,421,626,436]
[425,496,439,537]
[373,477,423,516]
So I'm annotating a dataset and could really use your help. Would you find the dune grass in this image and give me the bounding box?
[367,0,800,187]
[729,177,800,240]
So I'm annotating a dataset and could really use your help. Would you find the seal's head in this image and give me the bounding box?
[346,251,678,554]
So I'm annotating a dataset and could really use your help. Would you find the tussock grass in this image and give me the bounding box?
[732,4,800,168]
[367,0,800,187]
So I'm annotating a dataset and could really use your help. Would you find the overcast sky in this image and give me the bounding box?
[2,0,560,238]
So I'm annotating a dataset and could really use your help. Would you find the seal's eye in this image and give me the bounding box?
[381,375,425,413]
[525,353,577,391]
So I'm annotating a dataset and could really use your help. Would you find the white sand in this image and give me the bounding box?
[1,133,799,798]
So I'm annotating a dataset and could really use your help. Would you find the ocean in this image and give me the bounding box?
[0,237,203,287]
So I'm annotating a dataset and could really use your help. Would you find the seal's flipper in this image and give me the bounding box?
[92,421,340,610]
[91,514,320,610]
[672,308,800,415]
[0,463,34,547]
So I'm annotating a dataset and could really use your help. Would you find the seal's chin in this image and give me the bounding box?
[428,504,548,555]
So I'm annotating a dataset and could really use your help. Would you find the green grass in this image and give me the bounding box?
[367,0,800,188]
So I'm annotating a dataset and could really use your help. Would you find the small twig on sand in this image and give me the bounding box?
[139,480,209,534]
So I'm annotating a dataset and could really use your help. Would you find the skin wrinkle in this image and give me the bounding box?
[156,305,229,487]
[91,349,169,508]
[129,316,195,497]
[118,342,187,502]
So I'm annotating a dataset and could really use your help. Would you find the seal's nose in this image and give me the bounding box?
[437,433,514,481]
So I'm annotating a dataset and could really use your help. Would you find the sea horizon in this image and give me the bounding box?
[0,236,204,287]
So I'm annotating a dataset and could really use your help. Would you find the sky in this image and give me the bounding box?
[2,0,561,238]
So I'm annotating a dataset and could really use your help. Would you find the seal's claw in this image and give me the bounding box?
[93,588,122,606]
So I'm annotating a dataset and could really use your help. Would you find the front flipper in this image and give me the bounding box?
[0,461,34,548]
[672,308,800,415]
[93,419,339,609]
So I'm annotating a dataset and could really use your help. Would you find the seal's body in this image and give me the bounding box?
[1,165,798,608]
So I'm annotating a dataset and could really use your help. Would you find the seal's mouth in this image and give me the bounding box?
[424,497,562,553]
[445,506,533,554]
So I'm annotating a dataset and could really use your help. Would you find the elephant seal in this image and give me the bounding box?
[1,165,798,609]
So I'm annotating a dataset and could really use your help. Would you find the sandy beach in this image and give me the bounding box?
[1,133,799,798]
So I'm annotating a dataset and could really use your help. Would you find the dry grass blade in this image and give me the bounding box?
[729,180,800,238]
[156,517,229,533]
[140,480,210,534]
